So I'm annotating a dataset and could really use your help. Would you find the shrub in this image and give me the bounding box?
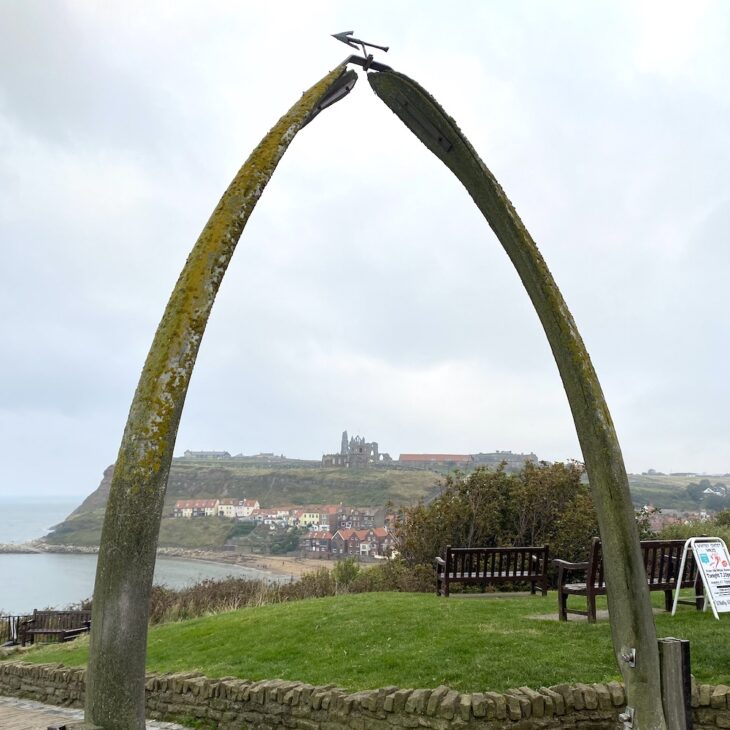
[393,461,599,573]
[332,558,360,591]
[78,556,435,625]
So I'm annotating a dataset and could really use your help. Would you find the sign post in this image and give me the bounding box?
[672,537,730,619]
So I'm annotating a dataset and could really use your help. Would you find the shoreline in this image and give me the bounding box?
[0,541,330,579]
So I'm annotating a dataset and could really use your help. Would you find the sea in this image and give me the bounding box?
[0,495,278,615]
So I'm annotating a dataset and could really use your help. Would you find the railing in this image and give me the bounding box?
[0,614,31,646]
[1,610,92,646]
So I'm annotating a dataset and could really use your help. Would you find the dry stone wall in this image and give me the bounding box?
[1,662,729,730]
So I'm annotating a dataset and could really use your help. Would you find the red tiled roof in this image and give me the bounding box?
[333,528,390,541]
[398,454,472,462]
[175,499,219,508]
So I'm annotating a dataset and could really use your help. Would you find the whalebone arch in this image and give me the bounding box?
[85,61,667,730]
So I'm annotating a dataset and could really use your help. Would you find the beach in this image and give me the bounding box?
[0,540,330,578]
[153,546,331,578]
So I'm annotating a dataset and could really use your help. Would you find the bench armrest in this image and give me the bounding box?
[552,559,588,570]
[553,559,589,588]
[434,556,445,567]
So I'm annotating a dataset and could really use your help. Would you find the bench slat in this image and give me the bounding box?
[435,545,549,597]
[556,538,704,622]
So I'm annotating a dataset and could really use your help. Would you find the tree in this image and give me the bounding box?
[705,493,730,513]
[686,482,704,502]
[715,509,730,528]
[394,462,598,568]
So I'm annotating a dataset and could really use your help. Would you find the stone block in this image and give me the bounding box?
[717,712,730,729]
[605,681,624,707]
[540,687,565,716]
[458,693,472,721]
[438,690,460,719]
[700,685,712,706]
[405,688,431,715]
[298,685,314,705]
[471,692,486,718]
[326,689,347,712]
[283,687,297,706]
[575,683,598,710]
[570,685,586,710]
[550,684,575,710]
[691,676,701,708]
[504,693,523,721]
[295,719,320,730]
[311,690,325,710]
[519,686,545,717]
[483,691,507,720]
[591,684,612,710]
[392,689,414,714]
[697,708,717,724]
[363,688,386,712]
[425,686,449,716]
[711,685,730,709]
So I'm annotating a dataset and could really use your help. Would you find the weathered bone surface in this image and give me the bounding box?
[368,69,666,730]
[85,64,352,730]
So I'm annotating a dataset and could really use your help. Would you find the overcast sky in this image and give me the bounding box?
[1,1,729,499]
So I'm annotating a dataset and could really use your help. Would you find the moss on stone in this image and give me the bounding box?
[368,69,666,730]
[86,64,350,730]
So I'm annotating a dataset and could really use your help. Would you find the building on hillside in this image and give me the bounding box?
[301,531,334,558]
[398,454,473,469]
[322,430,393,468]
[239,499,260,517]
[472,451,539,470]
[335,506,386,530]
[398,451,539,471]
[316,505,340,532]
[250,508,286,526]
[290,509,320,527]
[183,450,231,459]
[217,498,261,519]
[173,499,220,518]
[331,527,393,557]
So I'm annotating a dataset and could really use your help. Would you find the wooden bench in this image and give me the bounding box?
[18,609,92,646]
[434,545,549,597]
[555,537,704,622]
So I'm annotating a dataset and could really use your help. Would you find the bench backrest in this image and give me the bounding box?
[31,610,92,630]
[586,538,696,589]
[445,545,549,578]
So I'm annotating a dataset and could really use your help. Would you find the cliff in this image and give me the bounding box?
[43,458,443,548]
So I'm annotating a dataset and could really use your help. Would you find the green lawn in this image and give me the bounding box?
[12,592,729,693]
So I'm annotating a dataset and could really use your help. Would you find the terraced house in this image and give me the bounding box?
[330,527,393,558]
[172,499,220,518]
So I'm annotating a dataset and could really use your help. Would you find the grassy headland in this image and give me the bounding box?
[15,591,727,692]
[43,460,442,548]
[42,459,724,549]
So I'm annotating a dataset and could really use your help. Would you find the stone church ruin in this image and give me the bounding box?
[321,430,393,468]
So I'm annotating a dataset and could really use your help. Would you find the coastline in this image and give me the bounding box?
[0,541,329,579]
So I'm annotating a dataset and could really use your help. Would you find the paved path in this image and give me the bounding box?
[0,696,190,729]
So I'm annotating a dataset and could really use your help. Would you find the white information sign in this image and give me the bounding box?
[672,537,730,619]
[694,539,730,615]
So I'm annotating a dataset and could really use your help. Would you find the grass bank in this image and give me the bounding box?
[13,591,728,693]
